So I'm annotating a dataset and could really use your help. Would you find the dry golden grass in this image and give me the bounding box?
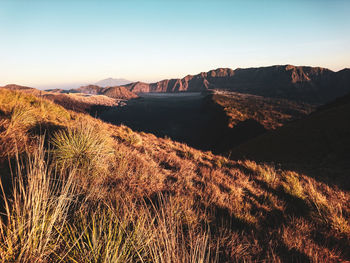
[0,88,349,262]
[42,92,119,113]
[0,138,77,262]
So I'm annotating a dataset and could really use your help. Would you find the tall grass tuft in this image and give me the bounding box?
[58,203,150,263]
[51,123,114,174]
[5,105,36,136]
[145,196,215,263]
[0,138,77,262]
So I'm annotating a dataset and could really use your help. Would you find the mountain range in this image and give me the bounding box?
[55,65,350,104]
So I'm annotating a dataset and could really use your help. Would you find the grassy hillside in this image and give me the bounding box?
[1,85,122,114]
[0,88,349,262]
[42,92,119,113]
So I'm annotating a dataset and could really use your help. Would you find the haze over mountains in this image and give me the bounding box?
[53,65,350,105]
[95,77,132,87]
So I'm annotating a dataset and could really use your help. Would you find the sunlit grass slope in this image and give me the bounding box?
[212,91,315,130]
[0,88,349,262]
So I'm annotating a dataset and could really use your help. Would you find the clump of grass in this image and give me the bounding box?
[330,208,350,235]
[6,105,36,134]
[182,150,194,159]
[258,165,277,186]
[303,181,350,235]
[51,123,114,174]
[113,125,143,147]
[282,171,305,199]
[145,196,215,263]
[58,204,149,263]
[0,138,77,262]
[126,133,143,147]
[243,160,277,186]
[214,157,228,168]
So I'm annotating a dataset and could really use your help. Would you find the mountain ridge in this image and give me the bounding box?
[64,65,350,104]
[128,65,347,103]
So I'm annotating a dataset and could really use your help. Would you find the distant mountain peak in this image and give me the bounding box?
[95,78,132,87]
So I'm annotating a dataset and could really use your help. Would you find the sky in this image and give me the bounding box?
[0,0,350,89]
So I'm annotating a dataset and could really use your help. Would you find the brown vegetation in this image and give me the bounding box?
[42,92,119,113]
[0,89,349,262]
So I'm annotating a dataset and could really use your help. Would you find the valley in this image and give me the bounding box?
[96,90,314,153]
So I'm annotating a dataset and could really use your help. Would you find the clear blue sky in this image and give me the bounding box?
[1,0,349,88]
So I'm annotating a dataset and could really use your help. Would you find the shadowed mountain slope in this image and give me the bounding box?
[230,92,350,189]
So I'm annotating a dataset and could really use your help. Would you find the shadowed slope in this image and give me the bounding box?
[230,92,350,189]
